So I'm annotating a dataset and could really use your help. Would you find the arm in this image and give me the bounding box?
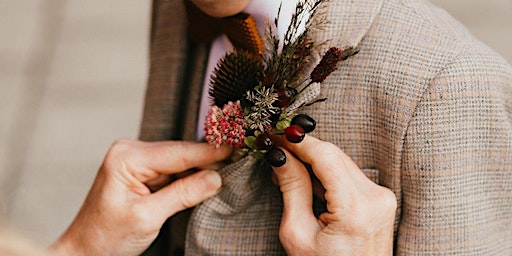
[397,49,512,254]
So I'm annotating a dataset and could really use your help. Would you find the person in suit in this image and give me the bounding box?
[6,1,397,253]
[140,0,512,255]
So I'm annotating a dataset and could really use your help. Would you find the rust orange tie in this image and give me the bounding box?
[185,1,264,56]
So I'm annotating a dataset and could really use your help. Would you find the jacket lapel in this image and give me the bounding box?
[315,0,384,51]
[181,45,209,141]
[139,0,208,142]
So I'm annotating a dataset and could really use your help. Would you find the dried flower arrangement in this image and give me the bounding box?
[204,0,358,166]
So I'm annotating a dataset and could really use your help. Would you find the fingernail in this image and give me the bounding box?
[202,171,222,192]
[265,147,286,167]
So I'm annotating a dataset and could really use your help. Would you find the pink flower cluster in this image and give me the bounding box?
[205,101,246,148]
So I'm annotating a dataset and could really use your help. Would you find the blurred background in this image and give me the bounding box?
[0,0,511,247]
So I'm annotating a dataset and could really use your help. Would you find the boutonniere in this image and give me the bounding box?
[204,0,358,166]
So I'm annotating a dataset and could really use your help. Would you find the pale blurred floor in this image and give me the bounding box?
[0,0,511,247]
[0,0,149,245]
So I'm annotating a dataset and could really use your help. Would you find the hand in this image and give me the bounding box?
[273,136,397,256]
[49,139,231,256]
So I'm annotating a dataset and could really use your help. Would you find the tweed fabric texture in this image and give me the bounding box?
[186,156,284,255]
[139,0,512,255]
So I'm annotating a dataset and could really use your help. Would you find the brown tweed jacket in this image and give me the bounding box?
[140,0,512,255]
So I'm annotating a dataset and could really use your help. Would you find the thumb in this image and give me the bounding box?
[146,170,222,223]
[271,148,318,240]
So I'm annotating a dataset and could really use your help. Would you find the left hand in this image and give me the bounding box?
[49,139,231,256]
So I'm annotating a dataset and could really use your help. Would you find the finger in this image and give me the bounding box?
[144,141,232,173]
[109,139,232,175]
[145,170,222,222]
[273,167,326,201]
[277,135,365,192]
[272,148,317,234]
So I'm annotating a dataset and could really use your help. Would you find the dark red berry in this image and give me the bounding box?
[254,133,274,150]
[291,114,316,133]
[265,147,286,167]
[284,125,305,143]
[277,87,297,108]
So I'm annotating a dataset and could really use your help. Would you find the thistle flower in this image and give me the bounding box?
[310,47,343,83]
[209,51,263,107]
[205,101,247,148]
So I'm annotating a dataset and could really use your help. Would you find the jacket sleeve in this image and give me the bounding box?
[397,45,512,254]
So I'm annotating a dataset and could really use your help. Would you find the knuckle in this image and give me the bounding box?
[163,143,190,169]
[173,178,199,209]
[279,172,308,193]
[111,138,136,150]
[343,188,397,235]
[314,142,341,160]
[376,187,398,214]
[106,139,134,161]
[102,139,138,173]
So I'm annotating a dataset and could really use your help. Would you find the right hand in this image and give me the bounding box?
[272,135,397,256]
